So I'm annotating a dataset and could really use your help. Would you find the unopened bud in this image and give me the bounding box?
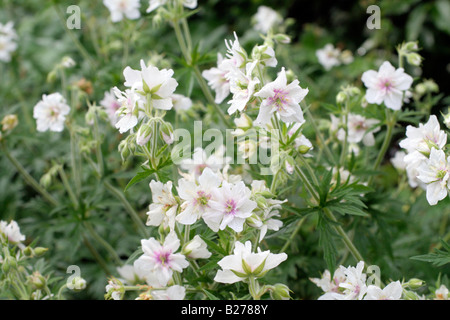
[160,122,174,145]
[29,271,46,290]
[404,41,419,52]
[1,114,18,131]
[403,290,420,300]
[406,278,424,290]
[273,33,291,44]
[246,213,263,228]
[136,124,153,146]
[269,283,291,300]
[298,144,312,154]
[441,109,450,129]
[336,91,347,105]
[34,247,49,257]
[68,276,87,292]
[23,246,34,257]
[406,52,423,67]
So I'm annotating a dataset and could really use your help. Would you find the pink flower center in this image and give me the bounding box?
[268,89,289,111]
[194,190,211,207]
[379,79,393,92]
[224,199,237,215]
[156,250,172,267]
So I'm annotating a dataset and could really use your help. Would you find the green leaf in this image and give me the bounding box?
[411,240,450,267]
[202,289,221,300]
[318,214,338,275]
[200,235,227,256]
[124,168,155,192]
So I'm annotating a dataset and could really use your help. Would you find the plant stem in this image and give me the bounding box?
[57,165,79,210]
[368,109,396,186]
[103,180,148,239]
[2,143,59,207]
[302,102,336,166]
[82,235,111,276]
[83,221,123,266]
[280,216,306,253]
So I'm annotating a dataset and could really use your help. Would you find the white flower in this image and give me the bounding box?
[100,89,121,125]
[134,232,189,287]
[202,180,257,233]
[0,220,25,244]
[252,6,282,34]
[176,167,222,225]
[151,285,186,300]
[105,278,123,300]
[214,241,287,284]
[399,115,447,157]
[361,61,413,110]
[336,113,380,146]
[316,44,342,71]
[123,59,178,110]
[310,267,347,300]
[434,284,449,300]
[254,67,308,125]
[227,61,260,115]
[182,235,212,259]
[364,281,403,300]
[202,53,231,104]
[180,146,230,178]
[116,265,147,285]
[113,87,142,134]
[416,148,450,205]
[147,0,197,13]
[103,0,141,23]
[172,94,192,111]
[391,150,407,171]
[334,261,367,300]
[253,45,277,68]
[0,21,18,63]
[33,93,70,132]
[146,180,178,230]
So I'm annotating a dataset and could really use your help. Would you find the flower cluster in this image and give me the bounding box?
[397,115,449,205]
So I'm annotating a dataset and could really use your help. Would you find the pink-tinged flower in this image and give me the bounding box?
[316,44,341,71]
[310,267,347,300]
[399,115,447,157]
[180,146,231,178]
[416,148,450,205]
[103,0,141,23]
[335,261,368,300]
[123,59,178,110]
[361,61,413,110]
[133,232,189,287]
[113,87,142,134]
[151,285,186,300]
[334,113,380,147]
[254,67,308,125]
[176,167,222,225]
[364,281,403,300]
[202,181,257,233]
[0,220,25,244]
[227,61,260,115]
[146,180,178,231]
[100,89,121,125]
[202,53,231,104]
[33,93,70,132]
[214,241,287,284]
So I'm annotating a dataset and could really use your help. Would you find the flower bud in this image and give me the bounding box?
[47,70,57,83]
[298,144,312,154]
[273,33,291,44]
[415,83,426,96]
[29,271,46,290]
[1,114,18,131]
[336,91,348,105]
[441,109,450,129]
[61,56,76,69]
[403,290,420,300]
[182,235,212,259]
[160,122,174,145]
[246,213,263,228]
[406,52,423,66]
[269,283,291,300]
[404,41,419,52]
[406,278,424,290]
[234,113,253,129]
[34,247,49,257]
[23,246,34,257]
[40,173,52,189]
[137,123,153,146]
